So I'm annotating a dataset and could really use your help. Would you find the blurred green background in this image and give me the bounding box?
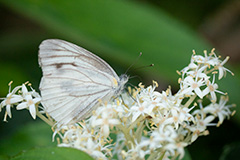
[0,0,240,160]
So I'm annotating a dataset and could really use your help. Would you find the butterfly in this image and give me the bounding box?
[38,39,128,125]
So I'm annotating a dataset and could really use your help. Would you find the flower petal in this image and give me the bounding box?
[194,88,203,99]
[16,102,27,110]
[21,84,28,95]
[29,104,36,119]
[6,104,12,118]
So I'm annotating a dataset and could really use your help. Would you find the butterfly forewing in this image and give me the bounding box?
[39,39,120,124]
[39,39,118,78]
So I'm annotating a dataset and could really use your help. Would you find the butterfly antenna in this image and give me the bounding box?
[123,83,138,102]
[122,87,137,103]
[129,75,142,82]
[125,52,142,74]
[132,64,154,71]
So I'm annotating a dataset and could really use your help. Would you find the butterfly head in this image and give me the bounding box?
[114,74,129,97]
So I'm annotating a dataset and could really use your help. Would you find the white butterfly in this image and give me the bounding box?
[39,39,128,125]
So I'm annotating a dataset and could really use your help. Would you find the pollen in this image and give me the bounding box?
[116,99,120,106]
[113,78,118,86]
[8,81,13,86]
[208,84,215,92]
[98,99,103,104]
[27,99,34,106]
[191,82,198,89]
[6,97,11,105]
[152,80,158,87]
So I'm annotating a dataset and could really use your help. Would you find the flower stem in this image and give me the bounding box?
[147,149,165,160]
[117,124,135,149]
[128,115,145,130]
[36,107,54,126]
[135,121,144,143]
[184,94,197,108]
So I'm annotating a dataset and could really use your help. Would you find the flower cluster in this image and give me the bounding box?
[0,49,235,160]
[0,82,41,121]
[179,49,233,102]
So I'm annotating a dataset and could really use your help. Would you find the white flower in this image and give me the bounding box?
[84,139,108,160]
[165,106,194,129]
[160,88,182,108]
[181,54,198,77]
[0,84,23,121]
[139,136,160,152]
[216,56,233,80]
[130,100,155,122]
[191,53,205,63]
[151,125,177,144]
[125,141,150,160]
[202,96,233,126]
[57,123,111,160]
[91,105,121,137]
[164,141,188,159]
[16,84,41,119]
[180,76,205,98]
[192,49,218,66]
[202,75,224,102]
[187,115,215,142]
[183,65,208,80]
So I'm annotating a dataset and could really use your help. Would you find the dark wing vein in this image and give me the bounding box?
[41,65,114,87]
[39,39,118,77]
[42,88,109,102]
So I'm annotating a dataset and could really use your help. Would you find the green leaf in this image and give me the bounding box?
[10,147,93,160]
[182,149,192,160]
[218,68,240,123]
[0,122,56,157]
[0,155,9,160]
[219,142,240,160]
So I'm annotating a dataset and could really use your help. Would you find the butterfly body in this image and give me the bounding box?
[39,39,128,125]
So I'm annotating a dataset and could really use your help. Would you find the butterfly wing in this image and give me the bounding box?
[39,39,119,124]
